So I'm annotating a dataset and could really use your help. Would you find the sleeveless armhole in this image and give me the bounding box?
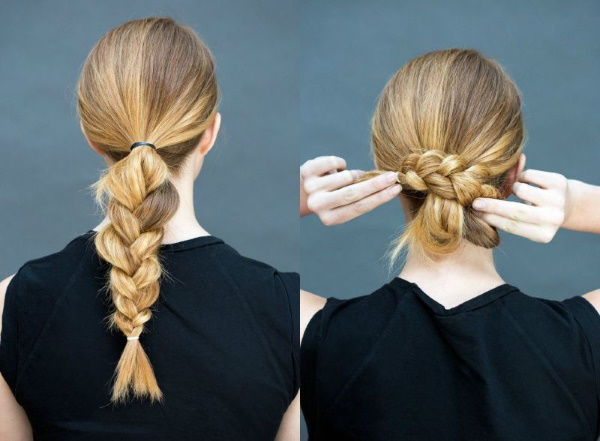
[300,296,340,437]
[562,296,600,394]
[275,271,300,404]
[562,294,600,438]
[0,268,23,398]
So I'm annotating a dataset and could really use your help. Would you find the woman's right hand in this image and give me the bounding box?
[472,170,600,241]
[300,156,402,226]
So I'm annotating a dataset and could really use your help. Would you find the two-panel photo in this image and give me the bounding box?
[1,1,599,440]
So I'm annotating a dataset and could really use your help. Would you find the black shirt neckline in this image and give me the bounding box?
[81,229,224,252]
[389,276,519,316]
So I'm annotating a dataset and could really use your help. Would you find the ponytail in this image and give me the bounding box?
[92,145,178,403]
[77,17,219,403]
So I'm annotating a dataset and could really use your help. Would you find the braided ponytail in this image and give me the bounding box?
[77,17,219,403]
[92,145,178,403]
[360,49,524,261]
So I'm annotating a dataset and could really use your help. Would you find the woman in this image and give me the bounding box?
[300,49,600,440]
[0,18,299,441]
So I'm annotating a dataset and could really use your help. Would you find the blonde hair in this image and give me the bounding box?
[77,17,218,404]
[359,49,524,261]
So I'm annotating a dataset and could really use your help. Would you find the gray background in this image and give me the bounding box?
[300,2,599,436]
[1,0,599,439]
[300,0,600,300]
[0,0,299,279]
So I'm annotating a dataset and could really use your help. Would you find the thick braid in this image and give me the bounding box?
[398,150,502,205]
[358,150,502,204]
[94,146,178,403]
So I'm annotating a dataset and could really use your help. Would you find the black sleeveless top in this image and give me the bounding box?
[301,277,600,441]
[0,230,299,441]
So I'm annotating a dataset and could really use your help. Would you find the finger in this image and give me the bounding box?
[478,212,556,243]
[471,198,545,224]
[303,169,365,194]
[300,156,347,179]
[319,172,399,208]
[321,183,402,225]
[512,182,553,206]
[518,169,567,190]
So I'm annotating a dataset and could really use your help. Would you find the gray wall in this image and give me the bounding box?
[300,0,600,302]
[0,0,299,277]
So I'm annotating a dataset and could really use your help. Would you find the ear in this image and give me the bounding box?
[517,152,526,176]
[80,122,106,157]
[500,153,526,198]
[197,112,221,156]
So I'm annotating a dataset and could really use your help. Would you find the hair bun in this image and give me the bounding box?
[397,149,501,206]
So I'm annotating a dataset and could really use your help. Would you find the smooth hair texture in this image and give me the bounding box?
[358,49,524,261]
[77,17,218,404]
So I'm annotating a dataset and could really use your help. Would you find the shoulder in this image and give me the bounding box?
[10,232,92,279]
[208,239,299,319]
[301,282,400,350]
[511,288,600,321]
[502,288,600,354]
[300,284,403,410]
[210,240,293,280]
[0,232,93,321]
[210,240,298,292]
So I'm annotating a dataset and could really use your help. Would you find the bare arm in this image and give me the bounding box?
[561,179,600,234]
[0,275,14,334]
[274,392,300,441]
[582,290,600,316]
[301,290,326,343]
[0,274,33,441]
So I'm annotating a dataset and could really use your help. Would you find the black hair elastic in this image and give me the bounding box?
[130,142,157,151]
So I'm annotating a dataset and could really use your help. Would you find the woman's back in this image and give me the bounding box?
[0,230,299,441]
[301,277,599,441]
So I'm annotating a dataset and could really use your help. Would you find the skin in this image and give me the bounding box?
[0,113,300,441]
[300,153,600,342]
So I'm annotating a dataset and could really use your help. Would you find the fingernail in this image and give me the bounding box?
[472,199,484,209]
[388,184,401,196]
[356,170,366,178]
[383,171,397,183]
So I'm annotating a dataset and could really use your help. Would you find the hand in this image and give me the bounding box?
[300,156,402,226]
[472,169,572,243]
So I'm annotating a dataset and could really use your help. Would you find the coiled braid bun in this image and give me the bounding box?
[358,49,524,259]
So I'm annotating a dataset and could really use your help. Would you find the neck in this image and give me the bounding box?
[398,241,505,309]
[93,173,210,244]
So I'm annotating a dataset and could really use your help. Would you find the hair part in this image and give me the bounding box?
[358,49,524,262]
[77,17,219,404]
